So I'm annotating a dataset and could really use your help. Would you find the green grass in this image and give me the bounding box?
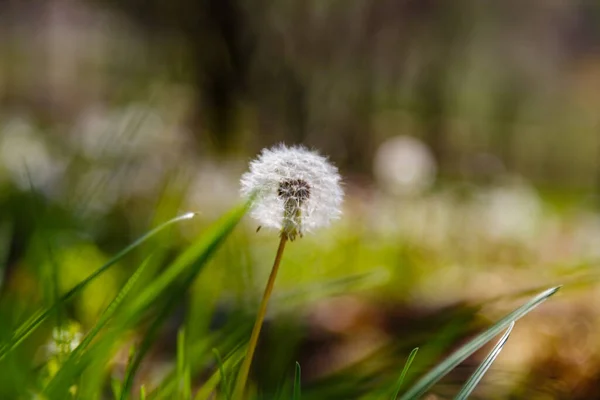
[0,198,565,400]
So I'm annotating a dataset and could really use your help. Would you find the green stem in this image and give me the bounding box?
[232,234,288,399]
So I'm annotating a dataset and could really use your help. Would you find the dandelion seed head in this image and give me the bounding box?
[240,144,343,240]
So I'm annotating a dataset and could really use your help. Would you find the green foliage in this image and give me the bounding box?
[454,322,514,400]
[0,197,564,400]
[391,347,419,399]
[399,287,560,400]
[293,362,301,400]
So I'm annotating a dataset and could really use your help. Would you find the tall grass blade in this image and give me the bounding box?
[391,347,419,399]
[117,204,247,399]
[454,321,514,400]
[117,204,247,329]
[178,329,192,400]
[76,255,154,359]
[119,295,176,400]
[44,204,247,399]
[293,361,301,400]
[399,286,560,400]
[148,329,245,399]
[0,212,197,360]
[213,348,231,400]
[193,348,245,400]
[111,377,122,400]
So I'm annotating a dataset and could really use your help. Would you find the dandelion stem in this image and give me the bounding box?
[232,234,288,400]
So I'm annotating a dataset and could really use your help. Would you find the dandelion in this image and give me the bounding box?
[240,144,343,241]
[233,144,343,398]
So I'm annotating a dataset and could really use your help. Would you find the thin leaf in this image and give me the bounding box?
[119,295,177,400]
[391,347,419,399]
[117,204,246,329]
[0,212,197,360]
[42,204,247,399]
[213,348,231,400]
[77,255,154,359]
[25,166,63,329]
[293,362,301,400]
[111,377,122,400]
[178,330,192,400]
[454,321,515,400]
[399,286,560,400]
[148,328,246,399]
[193,348,245,400]
[117,204,247,399]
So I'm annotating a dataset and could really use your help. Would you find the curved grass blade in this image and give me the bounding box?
[118,295,177,400]
[44,252,152,398]
[117,204,247,399]
[44,204,247,399]
[148,328,246,399]
[392,347,419,399]
[117,204,247,330]
[0,212,197,360]
[454,321,514,400]
[52,255,153,399]
[213,348,231,400]
[193,348,245,400]
[178,330,192,400]
[293,361,301,400]
[77,255,154,356]
[399,286,560,400]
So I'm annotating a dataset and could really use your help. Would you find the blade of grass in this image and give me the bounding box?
[118,204,247,399]
[75,254,154,358]
[213,348,231,400]
[119,293,177,400]
[45,204,247,399]
[117,204,247,330]
[193,348,245,400]
[178,329,192,400]
[293,362,301,400]
[454,321,514,400]
[399,286,560,400]
[111,377,122,400]
[25,166,63,331]
[391,347,419,399]
[148,327,246,399]
[0,212,197,360]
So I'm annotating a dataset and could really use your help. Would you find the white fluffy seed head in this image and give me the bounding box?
[240,144,343,240]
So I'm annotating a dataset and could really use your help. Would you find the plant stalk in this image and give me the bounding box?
[232,234,288,399]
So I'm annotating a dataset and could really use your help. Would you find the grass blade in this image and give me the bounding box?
[117,204,246,329]
[45,204,247,399]
[193,348,245,400]
[119,295,177,400]
[117,204,247,399]
[391,347,419,399]
[76,255,154,358]
[399,286,560,400]
[0,212,197,360]
[454,321,514,400]
[213,348,231,400]
[178,330,192,400]
[293,361,301,400]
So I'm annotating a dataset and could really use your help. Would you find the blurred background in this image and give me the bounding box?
[1,0,600,399]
